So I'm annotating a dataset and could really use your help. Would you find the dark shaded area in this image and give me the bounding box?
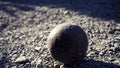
[0,55,10,68]
[84,59,120,68]
[0,0,120,22]
[109,28,120,34]
[0,48,10,68]
[62,59,120,68]
[0,23,8,32]
[0,0,35,16]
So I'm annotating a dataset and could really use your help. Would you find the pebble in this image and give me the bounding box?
[0,52,3,61]
[108,58,116,61]
[36,59,42,67]
[54,64,60,68]
[87,51,94,57]
[116,25,120,29]
[99,50,106,56]
[14,56,29,64]
[34,46,41,52]
[11,54,18,60]
[114,43,119,48]
[37,64,44,68]
[113,60,120,64]
[63,11,70,15]
[60,65,64,68]
[0,0,120,67]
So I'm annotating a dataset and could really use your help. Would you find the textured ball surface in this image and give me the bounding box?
[47,23,88,64]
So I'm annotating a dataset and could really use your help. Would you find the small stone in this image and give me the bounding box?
[116,26,120,29]
[14,56,29,64]
[60,65,64,68]
[11,54,18,61]
[54,64,60,68]
[108,58,116,61]
[37,64,44,68]
[87,52,92,57]
[0,52,3,61]
[113,60,120,64]
[99,50,106,56]
[36,59,42,64]
[64,11,70,15]
[114,43,119,48]
[87,51,98,57]
[34,46,41,52]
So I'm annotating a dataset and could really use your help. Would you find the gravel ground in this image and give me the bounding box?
[0,0,120,68]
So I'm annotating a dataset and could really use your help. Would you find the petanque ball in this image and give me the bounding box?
[47,23,88,64]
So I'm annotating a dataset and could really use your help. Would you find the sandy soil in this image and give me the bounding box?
[0,0,120,68]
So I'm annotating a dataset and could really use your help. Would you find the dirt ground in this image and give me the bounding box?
[0,0,120,68]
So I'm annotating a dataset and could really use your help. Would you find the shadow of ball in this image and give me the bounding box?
[47,23,88,64]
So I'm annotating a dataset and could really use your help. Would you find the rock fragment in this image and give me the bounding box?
[14,56,29,64]
[0,52,3,61]
[34,46,41,52]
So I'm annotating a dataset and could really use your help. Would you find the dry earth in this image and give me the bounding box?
[0,0,120,68]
